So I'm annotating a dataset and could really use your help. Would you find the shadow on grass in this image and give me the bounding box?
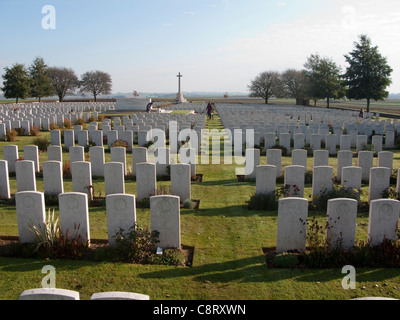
[138,254,400,284]
[180,204,277,218]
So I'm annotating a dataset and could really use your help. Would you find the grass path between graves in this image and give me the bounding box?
[1,110,400,300]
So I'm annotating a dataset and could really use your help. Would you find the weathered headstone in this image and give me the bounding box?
[368,199,400,247]
[358,151,374,183]
[136,162,156,201]
[342,166,362,191]
[284,165,305,198]
[313,150,329,168]
[276,197,308,253]
[312,166,333,200]
[15,160,36,192]
[19,288,80,300]
[3,145,18,173]
[291,149,307,171]
[256,165,276,195]
[47,146,62,162]
[337,150,353,183]
[111,147,127,175]
[106,194,136,247]
[132,147,148,176]
[104,162,125,196]
[89,146,105,177]
[267,149,282,178]
[0,160,10,199]
[369,167,391,203]
[24,145,39,173]
[326,198,358,250]
[15,191,46,243]
[58,192,90,242]
[171,163,191,202]
[42,161,64,196]
[150,195,181,249]
[69,146,85,163]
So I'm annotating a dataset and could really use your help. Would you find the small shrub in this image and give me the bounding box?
[271,145,288,156]
[63,161,71,178]
[14,127,25,136]
[276,184,301,198]
[63,119,73,129]
[33,137,50,152]
[247,192,279,211]
[112,225,160,264]
[75,118,86,126]
[312,184,361,211]
[183,199,194,209]
[30,125,40,136]
[5,129,18,142]
[50,122,59,130]
[381,186,399,200]
[111,139,129,149]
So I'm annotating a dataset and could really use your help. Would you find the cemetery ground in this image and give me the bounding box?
[0,108,400,300]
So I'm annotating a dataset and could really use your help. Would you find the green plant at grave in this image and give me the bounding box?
[33,136,50,151]
[312,184,362,211]
[247,192,279,211]
[381,186,399,200]
[276,184,301,198]
[111,139,129,149]
[183,199,194,209]
[303,143,313,157]
[111,225,160,264]
[5,129,18,142]
[27,213,89,259]
[28,208,60,255]
[30,125,40,137]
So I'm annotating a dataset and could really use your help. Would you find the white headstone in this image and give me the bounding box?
[150,195,181,249]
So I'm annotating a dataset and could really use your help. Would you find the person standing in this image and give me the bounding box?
[146,102,153,113]
[206,102,214,120]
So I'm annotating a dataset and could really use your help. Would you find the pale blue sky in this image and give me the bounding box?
[1,0,400,94]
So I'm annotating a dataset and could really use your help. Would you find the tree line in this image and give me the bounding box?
[248,34,393,112]
[1,57,112,103]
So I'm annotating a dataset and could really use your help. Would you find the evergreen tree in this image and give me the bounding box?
[29,57,54,102]
[304,54,346,108]
[344,34,393,113]
[1,63,31,103]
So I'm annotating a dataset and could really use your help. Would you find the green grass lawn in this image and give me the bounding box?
[0,111,400,301]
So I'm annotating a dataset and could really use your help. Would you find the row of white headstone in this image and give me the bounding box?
[276,197,400,253]
[19,288,149,300]
[15,190,181,250]
[245,148,395,180]
[0,152,193,204]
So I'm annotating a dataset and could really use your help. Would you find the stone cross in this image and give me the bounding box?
[177,72,183,93]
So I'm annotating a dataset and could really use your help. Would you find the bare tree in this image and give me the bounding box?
[248,71,282,104]
[48,67,79,102]
[79,70,112,102]
[281,69,309,104]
